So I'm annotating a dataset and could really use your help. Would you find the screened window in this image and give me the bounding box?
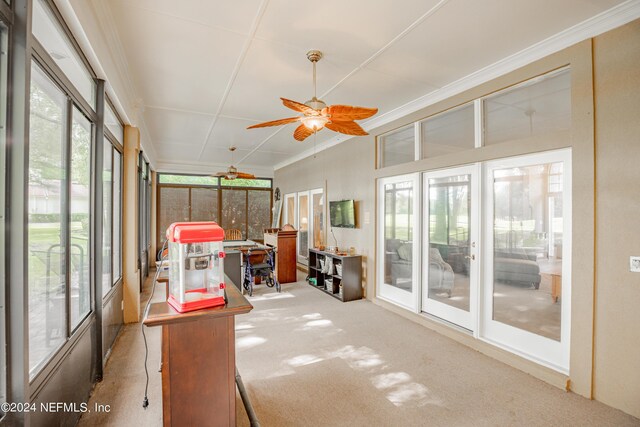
[159,174,218,186]
[220,178,271,188]
[421,104,474,158]
[248,190,271,241]
[28,63,68,375]
[379,124,415,168]
[32,0,96,108]
[221,189,247,240]
[158,187,189,244]
[484,68,571,145]
[191,187,218,222]
[157,175,272,249]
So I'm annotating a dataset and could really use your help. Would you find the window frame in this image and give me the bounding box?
[156,174,273,251]
[27,58,96,383]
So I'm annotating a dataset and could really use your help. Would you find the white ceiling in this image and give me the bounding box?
[90,0,629,176]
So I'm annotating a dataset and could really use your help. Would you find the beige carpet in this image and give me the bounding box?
[80,274,640,426]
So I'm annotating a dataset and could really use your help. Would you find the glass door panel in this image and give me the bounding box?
[422,166,478,330]
[297,191,309,263]
[311,189,324,249]
[377,174,419,311]
[482,149,571,372]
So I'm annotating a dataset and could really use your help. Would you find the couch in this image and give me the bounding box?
[494,250,541,289]
[385,239,454,296]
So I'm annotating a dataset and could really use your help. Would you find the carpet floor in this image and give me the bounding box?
[79,274,639,426]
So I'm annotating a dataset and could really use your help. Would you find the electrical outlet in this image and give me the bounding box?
[630,256,640,272]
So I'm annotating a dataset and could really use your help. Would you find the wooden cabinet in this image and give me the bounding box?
[308,249,362,302]
[143,283,253,426]
[264,227,298,283]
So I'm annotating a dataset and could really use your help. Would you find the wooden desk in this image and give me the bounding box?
[264,228,297,283]
[143,281,253,426]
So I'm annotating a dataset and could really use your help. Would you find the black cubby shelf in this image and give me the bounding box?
[307,249,363,302]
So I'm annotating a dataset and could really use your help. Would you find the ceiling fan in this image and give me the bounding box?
[247,50,378,141]
[213,146,256,180]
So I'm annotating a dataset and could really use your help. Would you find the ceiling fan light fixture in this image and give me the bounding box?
[301,115,329,131]
[304,97,327,111]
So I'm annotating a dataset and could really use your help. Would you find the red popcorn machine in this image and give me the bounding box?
[166,221,227,313]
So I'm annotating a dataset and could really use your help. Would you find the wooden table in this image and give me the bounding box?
[143,280,253,426]
[539,261,562,303]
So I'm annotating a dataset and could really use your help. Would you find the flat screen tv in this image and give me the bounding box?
[329,200,356,228]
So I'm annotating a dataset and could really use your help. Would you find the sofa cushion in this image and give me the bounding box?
[397,242,412,261]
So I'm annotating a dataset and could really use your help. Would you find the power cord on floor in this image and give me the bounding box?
[141,239,167,409]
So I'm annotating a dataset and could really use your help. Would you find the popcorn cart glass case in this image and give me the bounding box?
[166,222,227,312]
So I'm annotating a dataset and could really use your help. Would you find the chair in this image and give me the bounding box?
[225,228,243,241]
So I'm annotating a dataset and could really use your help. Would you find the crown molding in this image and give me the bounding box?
[274,0,640,171]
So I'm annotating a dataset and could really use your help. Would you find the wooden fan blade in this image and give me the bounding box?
[327,105,378,121]
[213,172,228,177]
[247,117,300,129]
[281,98,315,115]
[325,120,368,136]
[234,172,255,180]
[293,123,315,141]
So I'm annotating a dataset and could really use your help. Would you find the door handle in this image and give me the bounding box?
[465,255,476,260]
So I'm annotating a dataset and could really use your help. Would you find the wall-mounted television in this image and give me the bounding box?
[329,200,356,228]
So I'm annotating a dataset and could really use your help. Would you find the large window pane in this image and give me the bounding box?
[105,101,123,144]
[484,69,571,145]
[32,0,96,108]
[28,64,67,375]
[379,124,414,168]
[221,189,247,240]
[421,104,474,158]
[113,149,122,283]
[102,142,112,296]
[383,181,414,292]
[191,187,218,222]
[159,187,190,244]
[492,162,564,341]
[70,108,91,328]
[247,190,270,241]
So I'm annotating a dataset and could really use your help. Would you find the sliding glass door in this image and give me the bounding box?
[297,191,310,263]
[377,174,420,310]
[377,149,571,371]
[481,149,571,372]
[422,165,478,330]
